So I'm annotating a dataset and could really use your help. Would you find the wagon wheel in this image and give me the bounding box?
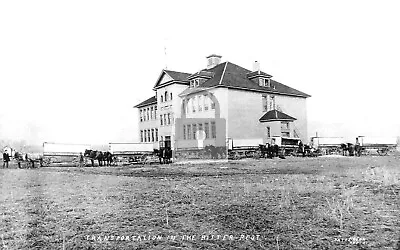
[377,148,388,156]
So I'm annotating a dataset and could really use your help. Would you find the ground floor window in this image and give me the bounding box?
[211,121,216,138]
[204,123,209,139]
[140,130,143,142]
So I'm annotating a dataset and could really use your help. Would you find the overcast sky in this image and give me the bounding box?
[1,0,399,145]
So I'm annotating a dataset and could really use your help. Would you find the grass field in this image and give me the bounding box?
[1,156,400,249]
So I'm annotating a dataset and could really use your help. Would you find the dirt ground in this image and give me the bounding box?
[1,156,399,249]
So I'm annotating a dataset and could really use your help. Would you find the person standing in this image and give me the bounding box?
[3,152,10,168]
[79,152,84,167]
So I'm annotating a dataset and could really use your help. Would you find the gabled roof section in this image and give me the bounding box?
[247,71,273,79]
[200,62,310,98]
[134,96,157,108]
[153,69,191,90]
[187,70,215,80]
[259,110,297,122]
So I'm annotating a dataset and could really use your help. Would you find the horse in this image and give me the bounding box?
[84,149,98,167]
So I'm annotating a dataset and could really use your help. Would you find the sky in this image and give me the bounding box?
[1,0,399,146]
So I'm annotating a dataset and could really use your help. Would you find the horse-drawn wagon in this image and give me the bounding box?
[42,142,90,167]
[310,137,346,155]
[228,138,264,159]
[108,142,159,165]
[267,136,302,156]
[356,136,398,156]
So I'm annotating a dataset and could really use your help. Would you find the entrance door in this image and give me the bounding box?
[164,136,171,148]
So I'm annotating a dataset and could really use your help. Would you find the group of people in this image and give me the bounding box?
[259,143,282,159]
[158,147,172,164]
[2,151,38,168]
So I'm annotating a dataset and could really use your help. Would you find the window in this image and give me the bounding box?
[190,81,194,88]
[259,78,271,87]
[262,95,268,112]
[211,121,216,138]
[148,130,151,142]
[211,100,215,110]
[170,93,173,100]
[192,124,197,140]
[282,131,290,137]
[183,125,186,140]
[187,125,192,139]
[151,129,154,142]
[198,95,202,111]
[163,114,167,126]
[204,122,209,139]
[198,123,203,135]
[155,129,158,141]
[164,91,168,102]
[204,95,209,111]
[160,115,163,125]
[265,95,275,111]
[140,130,143,142]
[167,113,171,125]
[150,107,154,120]
[146,108,150,121]
[155,106,157,118]
[281,122,290,130]
[266,127,271,137]
[140,109,143,122]
[161,95,164,102]
[192,98,196,112]
[186,100,189,114]
[144,130,147,142]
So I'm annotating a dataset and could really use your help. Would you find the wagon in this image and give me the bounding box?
[356,136,398,156]
[310,137,346,155]
[42,142,90,167]
[108,142,159,165]
[228,138,264,160]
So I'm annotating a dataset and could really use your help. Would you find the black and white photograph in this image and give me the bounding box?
[1,0,400,249]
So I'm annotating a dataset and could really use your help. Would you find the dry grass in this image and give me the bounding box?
[0,156,400,249]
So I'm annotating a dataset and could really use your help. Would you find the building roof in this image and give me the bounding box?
[186,62,310,98]
[164,70,191,82]
[134,96,157,108]
[246,71,273,79]
[259,110,297,122]
[153,69,191,89]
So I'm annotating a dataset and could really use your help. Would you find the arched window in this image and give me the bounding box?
[165,91,168,102]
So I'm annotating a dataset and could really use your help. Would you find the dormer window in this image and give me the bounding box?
[190,79,200,88]
[259,78,270,87]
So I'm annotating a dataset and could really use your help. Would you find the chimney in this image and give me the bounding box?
[253,61,260,72]
[206,54,222,69]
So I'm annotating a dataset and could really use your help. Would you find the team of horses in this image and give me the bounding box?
[84,150,114,167]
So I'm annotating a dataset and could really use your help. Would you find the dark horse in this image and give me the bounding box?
[341,143,355,156]
[84,149,112,167]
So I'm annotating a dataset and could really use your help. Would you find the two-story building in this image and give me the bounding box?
[134,54,310,153]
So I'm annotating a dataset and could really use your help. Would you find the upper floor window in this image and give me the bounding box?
[198,95,203,111]
[190,79,200,88]
[164,91,168,102]
[170,93,173,101]
[281,122,290,130]
[161,95,164,102]
[204,94,209,111]
[260,78,270,87]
